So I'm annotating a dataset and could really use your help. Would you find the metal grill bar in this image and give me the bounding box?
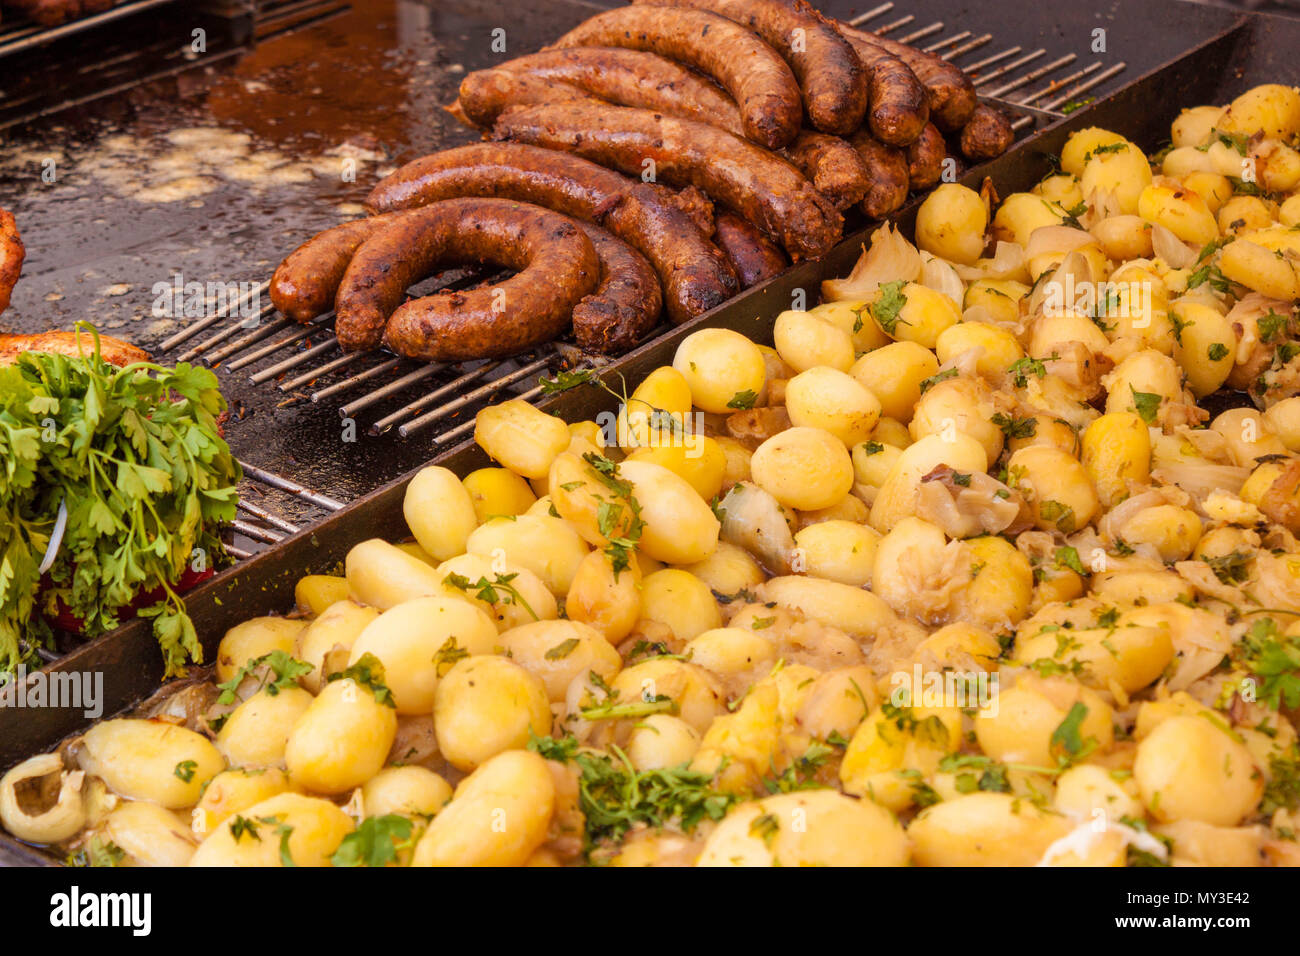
[225,324,321,371]
[236,499,301,536]
[249,337,341,384]
[279,351,365,392]
[984,54,1077,98]
[338,363,447,419]
[231,518,285,545]
[923,31,970,54]
[401,358,552,439]
[158,280,270,352]
[312,357,404,402]
[176,303,279,363]
[1040,63,1129,110]
[236,460,346,512]
[369,361,505,436]
[942,34,992,61]
[846,3,893,26]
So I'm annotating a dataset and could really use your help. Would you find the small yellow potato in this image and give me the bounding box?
[549,450,642,548]
[1036,172,1084,210]
[618,366,693,451]
[349,597,498,714]
[1053,764,1142,824]
[1156,820,1265,867]
[0,754,86,845]
[1079,139,1152,215]
[1211,407,1291,468]
[626,436,726,502]
[432,553,558,633]
[411,750,555,867]
[672,327,767,414]
[909,377,1004,464]
[772,309,855,373]
[1137,183,1218,246]
[475,399,571,479]
[499,619,621,701]
[1217,83,1300,140]
[869,433,988,532]
[609,659,725,734]
[954,535,1034,630]
[216,616,305,683]
[1132,715,1263,826]
[1263,397,1300,452]
[616,459,721,565]
[1170,105,1222,148]
[869,414,911,447]
[912,622,1001,673]
[1090,214,1153,261]
[871,282,962,349]
[78,719,224,809]
[190,793,353,867]
[462,467,537,523]
[283,671,398,795]
[1101,349,1183,419]
[216,685,314,769]
[678,541,765,597]
[639,568,721,642]
[1092,568,1194,606]
[806,299,892,353]
[973,679,1113,767]
[697,790,910,866]
[962,280,1029,328]
[403,465,477,561]
[1015,625,1174,694]
[1219,238,1300,299]
[361,766,453,819]
[839,703,962,811]
[799,493,869,526]
[625,715,702,771]
[1180,171,1233,214]
[564,550,643,642]
[784,366,882,446]
[1061,127,1129,177]
[433,656,551,771]
[1028,310,1110,360]
[1080,412,1151,508]
[1171,300,1236,397]
[294,600,378,693]
[715,435,754,485]
[796,665,876,741]
[793,520,878,586]
[1281,193,1300,227]
[466,514,590,595]
[345,539,442,611]
[756,575,895,644]
[1006,445,1099,534]
[915,183,988,265]
[1218,195,1277,236]
[104,802,198,867]
[1119,505,1203,562]
[294,574,349,616]
[908,793,1071,866]
[194,768,293,831]
[849,341,940,422]
[750,426,854,511]
[991,192,1064,247]
[682,627,778,682]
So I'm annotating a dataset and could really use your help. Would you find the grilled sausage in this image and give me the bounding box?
[495,47,746,137]
[0,332,148,368]
[712,211,788,288]
[906,122,948,191]
[633,0,866,136]
[660,183,715,237]
[838,32,929,147]
[550,6,801,150]
[0,209,23,315]
[456,69,598,127]
[571,222,663,353]
[837,23,977,132]
[270,212,411,322]
[492,103,843,260]
[849,131,911,219]
[364,143,737,325]
[960,103,1016,161]
[335,198,600,357]
[782,131,871,210]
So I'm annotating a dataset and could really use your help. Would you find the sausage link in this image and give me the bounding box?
[491,102,843,260]
[836,22,976,132]
[632,0,866,136]
[364,142,737,324]
[336,198,600,358]
[849,131,911,220]
[496,47,745,137]
[269,212,412,323]
[959,103,1016,162]
[571,221,663,354]
[713,211,788,288]
[838,32,929,147]
[456,69,598,127]
[550,6,801,149]
[0,209,24,315]
[782,131,870,210]
[906,122,948,192]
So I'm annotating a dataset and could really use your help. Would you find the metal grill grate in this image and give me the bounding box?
[154,1,1128,447]
[0,0,192,59]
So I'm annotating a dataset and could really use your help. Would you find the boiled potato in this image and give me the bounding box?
[216,685,314,769]
[916,183,987,265]
[283,668,398,794]
[433,656,551,770]
[294,600,378,693]
[78,719,224,809]
[194,768,293,832]
[361,766,453,819]
[104,802,198,867]
[403,466,478,561]
[462,467,537,522]
[475,399,570,479]
[216,617,304,683]
[750,427,854,511]
[672,328,767,414]
[784,366,882,447]
[345,539,442,611]
[498,619,621,701]
[1133,715,1263,826]
[189,792,353,867]
[908,793,1071,866]
[773,309,855,373]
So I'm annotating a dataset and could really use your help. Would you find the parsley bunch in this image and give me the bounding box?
[0,325,239,676]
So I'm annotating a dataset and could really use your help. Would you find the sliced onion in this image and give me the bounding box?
[951,240,1028,282]
[821,223,921,301]
[1024,224,1096,261]
[1151,223,1198,269]
[919,252,964,307]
